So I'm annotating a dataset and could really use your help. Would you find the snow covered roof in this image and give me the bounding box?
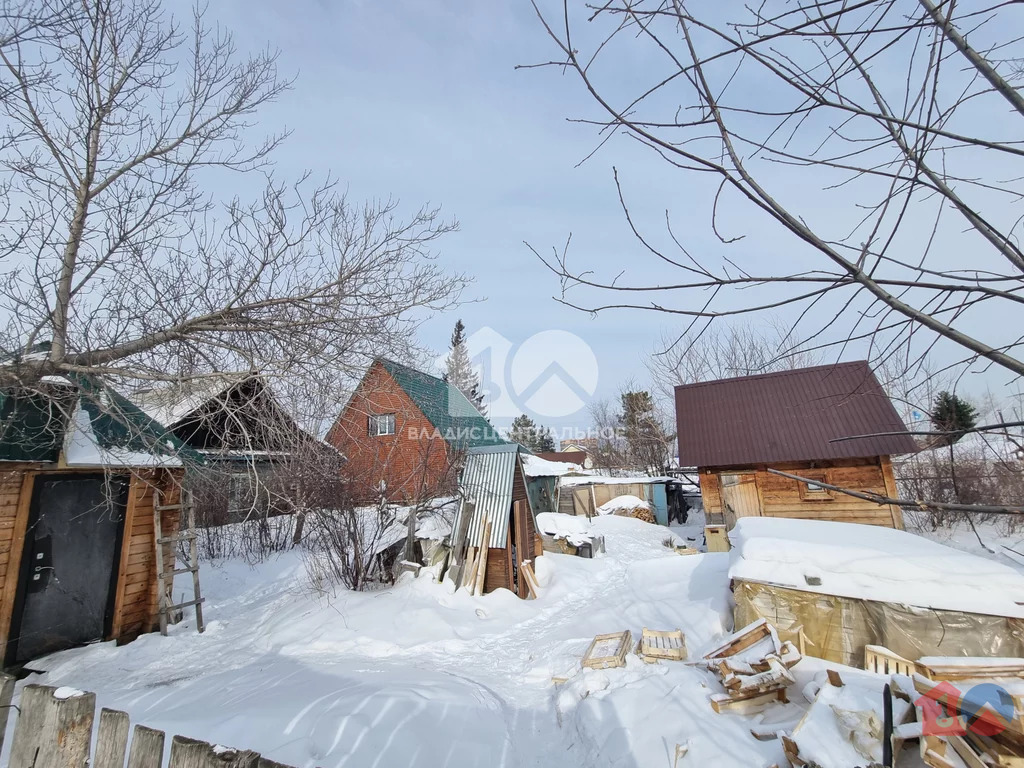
[729,517,1024,618]
[520,453,582,478]
[558,474,674,487]
[0,373,200,467]
[132,373,251,428]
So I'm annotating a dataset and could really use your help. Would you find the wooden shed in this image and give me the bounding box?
[449,444,543,598]
[675,361,918,531]
[0,375,199,666]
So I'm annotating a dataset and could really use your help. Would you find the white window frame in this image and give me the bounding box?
[369,413,396,437]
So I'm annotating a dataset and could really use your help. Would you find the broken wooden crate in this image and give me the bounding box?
[582,630,632,670]
[638,627,687,663]
[704,619,802,715]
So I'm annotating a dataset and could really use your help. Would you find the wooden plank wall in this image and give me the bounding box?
[0,467,34,652]
[113,470,181,640]
[701,458,902,529]
[0,467,186,661]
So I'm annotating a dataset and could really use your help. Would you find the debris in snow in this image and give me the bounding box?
[637,627,687,663]
[581,630,632,670]
[786,672,912,767]
[703,620,802,715]
[536,512,592,547]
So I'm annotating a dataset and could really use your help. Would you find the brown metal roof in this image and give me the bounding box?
[536,451,587,465]
[674,361,918,468]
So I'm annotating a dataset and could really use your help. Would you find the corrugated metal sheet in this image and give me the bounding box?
[674,361,919,467]
[453,444,520,548]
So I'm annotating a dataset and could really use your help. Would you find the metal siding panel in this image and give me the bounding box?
[460,448,516,548]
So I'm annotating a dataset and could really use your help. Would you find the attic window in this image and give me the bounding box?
[369,413,395,437]
[798,470,834,501]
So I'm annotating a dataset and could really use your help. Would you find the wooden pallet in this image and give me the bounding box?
[864,644,916,677]
[639,628,687,662]
[582,631,632,670]
[916,657,1024,682]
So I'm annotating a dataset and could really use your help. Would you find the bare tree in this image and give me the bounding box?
[648,320,820,403]
[0,0,465,399]
[527,0,1024,391]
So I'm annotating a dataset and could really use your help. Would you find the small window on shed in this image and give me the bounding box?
[798,469,834,501]
[368,413,396,436]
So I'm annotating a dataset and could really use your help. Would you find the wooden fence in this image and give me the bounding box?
[0,675,295,768]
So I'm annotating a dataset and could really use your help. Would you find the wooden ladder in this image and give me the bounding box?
[153,487,205,636]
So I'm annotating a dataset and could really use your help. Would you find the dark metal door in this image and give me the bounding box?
[9,474,128,664]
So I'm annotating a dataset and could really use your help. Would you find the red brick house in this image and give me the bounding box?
[328,359,505,501]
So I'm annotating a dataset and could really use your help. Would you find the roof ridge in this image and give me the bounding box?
[673,360,870,391]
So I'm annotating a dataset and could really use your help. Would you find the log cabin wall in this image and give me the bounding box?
[699,456,903,529]
[0,465,185,659]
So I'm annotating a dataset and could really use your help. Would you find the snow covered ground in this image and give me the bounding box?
[8,512,1024,767]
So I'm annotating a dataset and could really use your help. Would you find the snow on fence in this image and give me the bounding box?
[0,676,294,768]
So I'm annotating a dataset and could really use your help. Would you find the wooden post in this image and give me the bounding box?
[153,486,168,636]
[0,671,15,754]
[169,735,259,767]
[9,685,96,768]
[473,520,491,596]
[126,724,165,768]
[879,455,905,530]
[94,708,131,768]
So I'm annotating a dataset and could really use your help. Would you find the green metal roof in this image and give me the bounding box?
[0,372,203,466]
[378,358,506,450]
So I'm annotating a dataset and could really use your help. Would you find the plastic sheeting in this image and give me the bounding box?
[733,580,1024,667]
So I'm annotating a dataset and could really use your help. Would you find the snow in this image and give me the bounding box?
[132,374,249,428]
[729,517,1024,618]
[535,512,592,545]
[792,670,913,767]
[520,454,582,478]
[52,686,85,700]
[62,403,182,468]
[7,515,799,768]
[14,509,1024,767]
[596,495,649,515]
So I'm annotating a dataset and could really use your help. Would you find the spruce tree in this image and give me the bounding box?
[444,319,486,416]
[509,414,539,449]
[931,391,978,444]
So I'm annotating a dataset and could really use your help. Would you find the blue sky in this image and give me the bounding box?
[203,0,1024,434]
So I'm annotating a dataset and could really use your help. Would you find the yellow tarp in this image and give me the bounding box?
[733,579,1024,667]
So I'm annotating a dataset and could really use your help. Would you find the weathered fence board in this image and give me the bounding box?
[94,708,131,768]
[0,671,14,754]
[0,684,298,768]
[9,685,96,768]
[170,735,260,768]
[127,725,166,768]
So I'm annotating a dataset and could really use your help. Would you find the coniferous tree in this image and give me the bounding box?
[444,319,486,416]
[509,414,557,452]
[535,427,556,453]
[931,391,978,445]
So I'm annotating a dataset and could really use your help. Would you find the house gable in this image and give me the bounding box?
[328,361,455,500]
